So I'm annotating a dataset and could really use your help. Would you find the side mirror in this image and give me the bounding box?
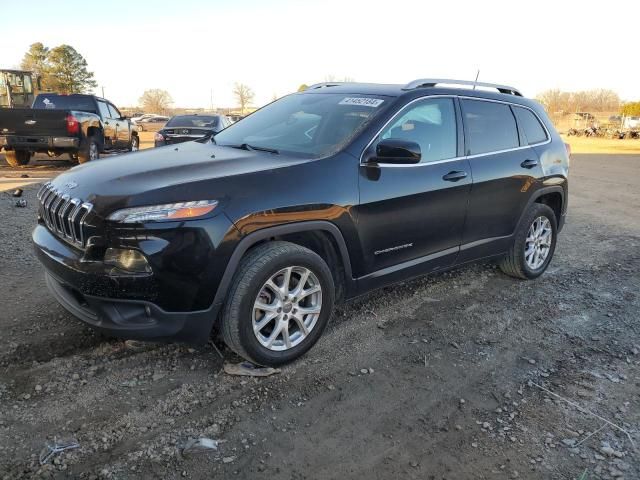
[371,138,421,164]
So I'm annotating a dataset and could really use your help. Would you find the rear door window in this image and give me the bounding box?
[461,99,519,155]
[97,101,111,119]
[512,106,548,145]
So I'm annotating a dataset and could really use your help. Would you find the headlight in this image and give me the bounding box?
[104,248,151,273]
[107,200,218,223]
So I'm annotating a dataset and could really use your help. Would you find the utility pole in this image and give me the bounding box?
[101,86,105,98]
[210,89,214,112]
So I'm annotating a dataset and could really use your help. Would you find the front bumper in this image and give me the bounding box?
[32,214,234,343]
[44,271,221,343]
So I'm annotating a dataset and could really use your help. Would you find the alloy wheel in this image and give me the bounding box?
[525,216,552,270]
[252,266,322,351]
[89,143,98,160]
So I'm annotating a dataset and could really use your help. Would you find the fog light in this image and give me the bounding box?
[104,248,151,273]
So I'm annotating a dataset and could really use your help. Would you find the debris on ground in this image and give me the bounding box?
[223,361,280,377]
[15,199,27,208]
[124,339,149,351]
[12,189,23,198]
[181,437,219,456]
[38,438,80,465]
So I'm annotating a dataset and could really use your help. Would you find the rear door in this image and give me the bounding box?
[97,100,117,148]
[458,98,546,262]
[356,96,471,288]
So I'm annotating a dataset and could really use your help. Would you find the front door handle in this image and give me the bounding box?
[521,159,539,169]
[442,170,468,182]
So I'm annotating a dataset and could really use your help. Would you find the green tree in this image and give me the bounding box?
[297,84,308,92]
[20,42,51,91]
[46,45,97,94]
[139,89,173,114]
[621,102,640,116]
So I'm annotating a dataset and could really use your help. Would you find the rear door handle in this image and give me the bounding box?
[442,170,468,182]
[521,159,539,169]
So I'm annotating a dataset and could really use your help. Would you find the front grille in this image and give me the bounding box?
[37,182,92,248]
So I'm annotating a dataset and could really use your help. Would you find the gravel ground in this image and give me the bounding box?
[0,154,638,479]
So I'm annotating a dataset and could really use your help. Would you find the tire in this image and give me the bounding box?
[78,137,100,164]
[129,135,140,152]
[220,241,335,366]
[4,150,31,167]
[500,203,558,280]
[138,124,144,132]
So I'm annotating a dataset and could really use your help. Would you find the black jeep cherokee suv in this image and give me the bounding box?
[33,79,569,366]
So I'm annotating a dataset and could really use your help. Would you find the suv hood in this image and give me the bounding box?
[50,140,309,215]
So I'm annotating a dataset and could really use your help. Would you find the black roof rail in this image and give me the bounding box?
[403,78,522,96]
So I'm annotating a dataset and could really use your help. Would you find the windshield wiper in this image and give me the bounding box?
[224,143,279,154]
[197,131,216,144]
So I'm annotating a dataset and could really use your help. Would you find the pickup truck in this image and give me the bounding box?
[0,94,139,167]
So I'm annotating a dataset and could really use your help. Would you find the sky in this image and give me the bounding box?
[2,0,639,109]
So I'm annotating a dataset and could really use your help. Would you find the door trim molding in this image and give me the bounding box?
[357,246,459,281]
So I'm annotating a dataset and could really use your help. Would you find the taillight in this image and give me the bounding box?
[564,142,571,159]
[66,114,79,135]
[154,132,165,142]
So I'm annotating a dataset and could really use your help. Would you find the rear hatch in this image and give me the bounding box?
[0,108,70,137]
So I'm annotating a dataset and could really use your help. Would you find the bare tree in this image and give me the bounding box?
[233,83,254,114]
[537,88,620,113]
[139,89,173,114]
[324,75,355,83]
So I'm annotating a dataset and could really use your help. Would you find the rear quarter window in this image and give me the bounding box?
[513,106,548,145]
[461,99,519,155]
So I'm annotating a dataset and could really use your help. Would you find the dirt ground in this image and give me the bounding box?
[0,151,639,480]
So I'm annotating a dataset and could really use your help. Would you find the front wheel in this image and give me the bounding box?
[4,150,31,167]
[500,203,557,280]
[220,241,335,366]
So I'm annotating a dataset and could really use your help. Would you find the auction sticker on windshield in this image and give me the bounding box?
[339,97,384,107]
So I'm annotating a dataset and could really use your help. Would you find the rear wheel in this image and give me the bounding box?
[77,137,99,164]
[220,241,335,366]
[500,203,557,280]
[129,135,140,152]
[4,150,31,167]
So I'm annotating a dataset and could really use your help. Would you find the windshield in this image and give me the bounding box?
[166,115,218,128]
[33,95,96,112]
[213,93,391,157]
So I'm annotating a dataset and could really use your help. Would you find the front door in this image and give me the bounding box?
[108,103,129,148]
[356,97,471,290]
[97,100,117,148]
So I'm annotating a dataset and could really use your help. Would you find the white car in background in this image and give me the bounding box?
[131,113,159,125]
[623,116,640,129]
